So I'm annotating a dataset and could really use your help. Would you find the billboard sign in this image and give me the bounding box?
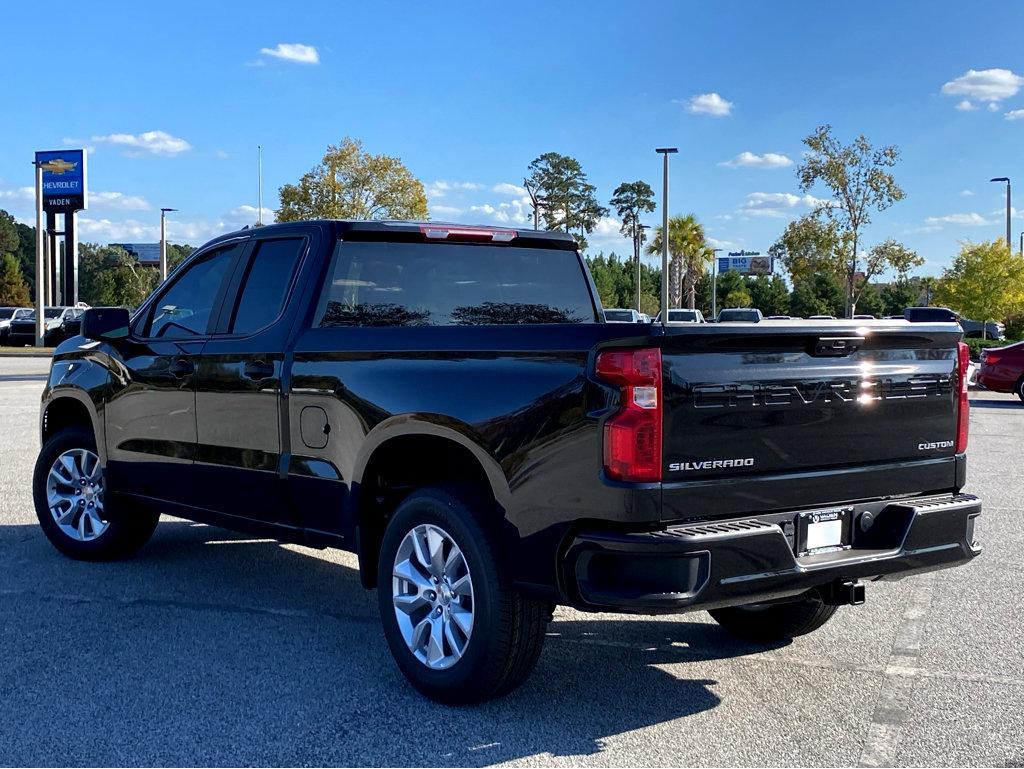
[719,251,772,276]
[113,243,162,265]
[36,149,87,212]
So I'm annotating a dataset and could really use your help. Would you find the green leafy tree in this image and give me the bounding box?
[78,244,159,308]
[166,243,195,274]
[277,137,428,222]
[747,274,791,316]
[724,287,752,309]
[879,280,918,317]
[934,240,1024,336]
[525,153,608,250]
[855,283,885,317]
[790,272,844,317]
[646,214,711,310]
[15,221,36,298]
[0,209,19,256]
[610,181,655,305]
[0,253,30,306]
[769,216,844,285]
[797,125,905,316]
[585,252,660,314]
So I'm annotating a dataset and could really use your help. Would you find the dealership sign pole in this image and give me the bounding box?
[33,161,45,346]
[34,150,88,345]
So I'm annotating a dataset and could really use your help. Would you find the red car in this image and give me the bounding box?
[977,341,1024,401]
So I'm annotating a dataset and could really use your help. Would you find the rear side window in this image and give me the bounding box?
[316,241,596,327]
[228,238,306,334]
[146,245,240,338]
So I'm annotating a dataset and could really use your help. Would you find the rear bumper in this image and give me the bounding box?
[562,493,981,613]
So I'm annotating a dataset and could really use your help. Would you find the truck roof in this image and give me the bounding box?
[205,220,579,250]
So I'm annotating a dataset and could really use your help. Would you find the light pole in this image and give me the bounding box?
[711,248,723,320]
[257,145,263,226]
[991,177,1011,249]
[637,223,650,313]
[160,207,177,282]
[656,148,678,326]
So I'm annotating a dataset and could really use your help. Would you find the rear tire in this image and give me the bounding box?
[709,593,837,642]
[33,426,159,561]
[377,485,548,704]
[1016,376,1024,403]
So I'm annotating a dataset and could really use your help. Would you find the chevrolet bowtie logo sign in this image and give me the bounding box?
[40,158,78,174]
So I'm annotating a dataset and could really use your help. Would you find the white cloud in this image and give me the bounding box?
[683,92,732,117]
[75,204,276,246]
[593,216,623,236]
[707,236,736,250]
[427,180,483,198]
[0,186,35,205]
[924,212,993,226]
[941,68,1024,105]
[225,204,275,224]
[739,192,829,217]
[91,130,192,156]
[492,182,527,196]
[259,43,320,64]
[721,151,793,169]
[430,204,463,217]
[1005,109,1024,121]
[988,102,999,112]
[90,192,151,211]
[960,189,976,196]
[955,100,977,111]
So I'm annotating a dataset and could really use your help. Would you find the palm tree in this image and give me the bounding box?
[646,214,712,310]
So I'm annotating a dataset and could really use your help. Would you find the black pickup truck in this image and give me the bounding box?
[33,220,981,703]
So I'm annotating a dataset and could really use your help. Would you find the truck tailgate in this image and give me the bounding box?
[658,322,963,512]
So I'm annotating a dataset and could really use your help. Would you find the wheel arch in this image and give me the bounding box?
[41,392,104,463]
[352,416,512,589]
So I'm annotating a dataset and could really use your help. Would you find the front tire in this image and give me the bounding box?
[709,593,837,642]
[377,486,548,704]
[33,426,159,561]
[1016,376,1024,403]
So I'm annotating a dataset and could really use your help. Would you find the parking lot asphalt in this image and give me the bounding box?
[0,362,1021,767]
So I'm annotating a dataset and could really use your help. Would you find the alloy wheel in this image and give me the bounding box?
[46,448,108,541]
[392,523,475,670]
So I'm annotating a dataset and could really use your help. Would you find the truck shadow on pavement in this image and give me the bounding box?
[0,520,788,767]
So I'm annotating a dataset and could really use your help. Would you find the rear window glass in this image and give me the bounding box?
[669,310,699,321]
[604,310,634,322]
[316,241,596,327]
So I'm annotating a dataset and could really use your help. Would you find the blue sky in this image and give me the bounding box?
[2,0,1022,277]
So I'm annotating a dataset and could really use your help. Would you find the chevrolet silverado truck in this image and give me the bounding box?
[33,220,981,703]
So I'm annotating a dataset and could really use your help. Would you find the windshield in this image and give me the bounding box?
[44,308,62,319]
[0,308,19,320]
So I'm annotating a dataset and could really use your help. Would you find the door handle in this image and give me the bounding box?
[243,360,275,380]
[167,357,195,378]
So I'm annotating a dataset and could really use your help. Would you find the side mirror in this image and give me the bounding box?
[81,307,130,341]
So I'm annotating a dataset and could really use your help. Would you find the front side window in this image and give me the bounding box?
[227,238,306,334]
[316,241,596,327]
[146,244,240,338]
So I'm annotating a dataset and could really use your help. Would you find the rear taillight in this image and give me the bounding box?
[956,341,969,453]
[596,347,662,482]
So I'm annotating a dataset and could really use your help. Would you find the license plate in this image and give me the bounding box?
[796,507,852,556]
